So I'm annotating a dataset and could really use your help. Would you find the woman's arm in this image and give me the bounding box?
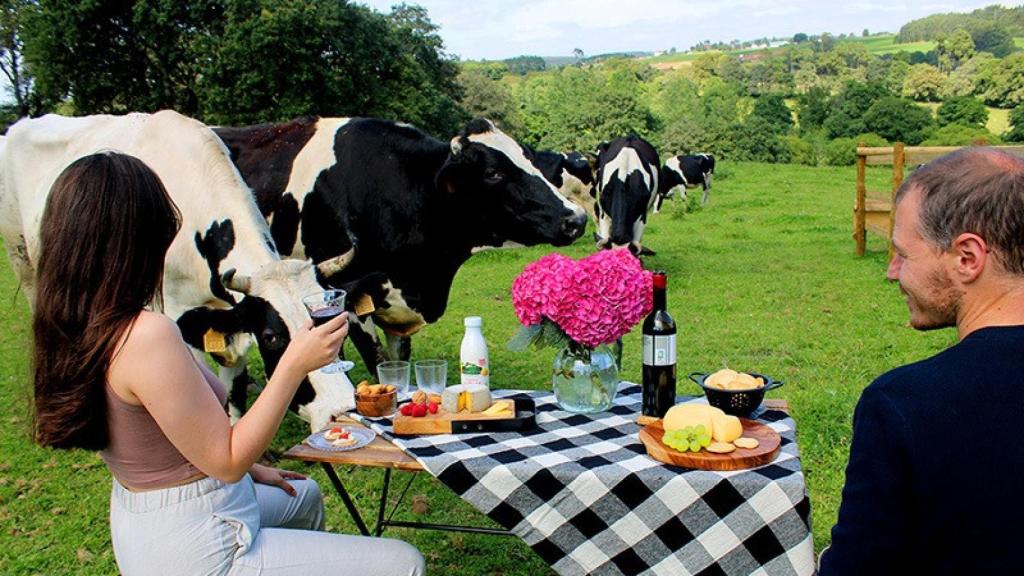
[108,310,347,483]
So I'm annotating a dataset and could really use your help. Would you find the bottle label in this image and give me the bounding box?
[642,334,676,367]
[461,358,489,386]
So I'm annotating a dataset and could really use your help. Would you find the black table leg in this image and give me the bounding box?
[321,462,370,536]
[375,468,391,537]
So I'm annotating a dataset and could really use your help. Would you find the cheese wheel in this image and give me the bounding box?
[440,384,492,413]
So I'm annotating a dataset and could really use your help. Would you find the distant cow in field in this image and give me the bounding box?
[0,111,357,431]
[530,150,598,223]
[656,153,715,212]
[594,135,660,255]
[215,117,588,368]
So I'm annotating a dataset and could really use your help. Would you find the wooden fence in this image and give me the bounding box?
[853,144,1024,258]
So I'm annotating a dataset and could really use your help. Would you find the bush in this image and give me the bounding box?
[853,133,889,147]
[731,116,791,163]
[823,81,891,138]
[751,93,793,134]
[863,96,935,145]
[781,135,816,166]
[921,124,1002,146]
[823,137,858,166]
[936,96,988,128]
[1005,105,1024,143]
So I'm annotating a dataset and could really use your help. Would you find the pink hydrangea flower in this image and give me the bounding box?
[511,249,653,348]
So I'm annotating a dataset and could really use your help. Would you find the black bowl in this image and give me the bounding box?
[688,372,784,417]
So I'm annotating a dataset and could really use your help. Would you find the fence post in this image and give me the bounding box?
[888,142,905,262]
[855,143,867,256]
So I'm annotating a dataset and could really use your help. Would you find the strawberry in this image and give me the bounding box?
[427,402,439,414]
[411,403,428,418]
[400,403,414,416]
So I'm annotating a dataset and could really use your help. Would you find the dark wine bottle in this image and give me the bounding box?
[642,271,676,418]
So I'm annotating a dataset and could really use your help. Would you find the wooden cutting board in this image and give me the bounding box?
[639,418,781,471]
[392,399,516,435]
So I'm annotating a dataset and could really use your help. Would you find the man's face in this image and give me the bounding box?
[886,186,963,330]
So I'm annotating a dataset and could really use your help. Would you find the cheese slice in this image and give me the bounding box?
[441,384,492,413]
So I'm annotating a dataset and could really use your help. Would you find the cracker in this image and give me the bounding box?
[733,437,759,449]
[706,442,735,454]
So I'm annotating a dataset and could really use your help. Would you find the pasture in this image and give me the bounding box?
[0,161,956,575]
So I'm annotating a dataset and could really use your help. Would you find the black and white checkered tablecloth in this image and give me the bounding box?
[351,383,815,576]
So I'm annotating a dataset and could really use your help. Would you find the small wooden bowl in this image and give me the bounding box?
[355,390,397,418]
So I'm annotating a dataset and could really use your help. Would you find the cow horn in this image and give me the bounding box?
[221,268,252,294]
[316,247,355,277]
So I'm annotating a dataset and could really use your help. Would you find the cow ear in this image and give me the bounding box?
[176,305,246,351]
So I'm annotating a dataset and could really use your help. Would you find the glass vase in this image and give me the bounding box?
[552,342,620,413]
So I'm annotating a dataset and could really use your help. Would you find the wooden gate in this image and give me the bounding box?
[853,144,1024,258]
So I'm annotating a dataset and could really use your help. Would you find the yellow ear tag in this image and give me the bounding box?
[203,329,227,354]
[354,293,376,316]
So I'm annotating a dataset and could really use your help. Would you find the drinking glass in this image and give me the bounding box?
[302,289,354,373]
[414,359,447,395]
[377,360,411,396]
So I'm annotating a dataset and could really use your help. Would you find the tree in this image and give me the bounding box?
[195,1,465,133]
[902,63,945,101]
[823,81,890,138]
[24,1,221,114]
[862,96,934,144]
[1005,105,1024,142]
[943,52,995,98]
[751,93,793,134]
[862,29,870,37]
[792,33,808,44]
[972,22,1016,58]
[458,69,517,131]
[936,96,988,128]
[797,86,830,134]
[975,53,1024,108]
[573,47,584,65]
[731,115,791,162]
[504,56,546,75]
[0,0,37,118]
[936,28,975,71]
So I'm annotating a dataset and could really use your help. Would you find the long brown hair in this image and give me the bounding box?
[33,152,181,450]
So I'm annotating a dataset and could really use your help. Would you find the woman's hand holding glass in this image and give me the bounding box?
[279,313,349,377]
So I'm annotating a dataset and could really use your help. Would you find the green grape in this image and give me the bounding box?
[689,440,702,452]
[694,425,706,436]
[698,434,711,447]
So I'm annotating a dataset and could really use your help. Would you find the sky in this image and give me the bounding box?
[356,0,1020,60]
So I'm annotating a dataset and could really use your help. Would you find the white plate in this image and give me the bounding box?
[304,426,375,452]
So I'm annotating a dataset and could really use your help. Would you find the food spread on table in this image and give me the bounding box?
[323,426,358,447]
[661,403,759,454]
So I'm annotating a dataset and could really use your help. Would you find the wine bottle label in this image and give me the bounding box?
[642,334,676,366]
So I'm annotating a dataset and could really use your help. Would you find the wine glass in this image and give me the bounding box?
[302,289,354,373]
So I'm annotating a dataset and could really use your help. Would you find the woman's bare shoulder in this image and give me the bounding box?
[108,311,191,403]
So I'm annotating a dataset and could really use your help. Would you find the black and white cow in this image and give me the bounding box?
[0,111,357,431]
[656,153,716,212]
[215,117,588,368]
[529,150,598,223]
[594,135,661,255]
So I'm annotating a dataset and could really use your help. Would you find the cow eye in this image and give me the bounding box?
[261,330,284,348]
[484,168,503,184]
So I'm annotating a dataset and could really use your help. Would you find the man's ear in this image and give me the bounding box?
[951,232,988,283]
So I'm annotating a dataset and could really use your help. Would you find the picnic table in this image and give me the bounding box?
[284,383,815,575]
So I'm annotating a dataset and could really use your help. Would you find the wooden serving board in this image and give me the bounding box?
[638,418,781,471]
[392,399,516,435]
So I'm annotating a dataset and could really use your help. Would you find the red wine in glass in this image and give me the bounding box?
[311,306,344,327]
[302,290,353,373]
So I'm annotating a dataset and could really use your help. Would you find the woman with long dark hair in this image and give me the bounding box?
[32,152,424,575]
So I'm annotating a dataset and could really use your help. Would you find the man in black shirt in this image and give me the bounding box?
[820,148,1024,574]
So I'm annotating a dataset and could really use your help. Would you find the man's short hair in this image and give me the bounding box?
[895,147,1024,275]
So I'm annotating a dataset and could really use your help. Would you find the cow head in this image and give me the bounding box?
[659,156,689,205]
[594,142,655,255]
[177,256,357,430]
[435,119,587,248]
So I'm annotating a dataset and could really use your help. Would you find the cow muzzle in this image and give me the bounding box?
[560,213,587,241]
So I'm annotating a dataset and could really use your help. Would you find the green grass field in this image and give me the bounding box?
[646,33,942,64]
[0,162,957,574]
